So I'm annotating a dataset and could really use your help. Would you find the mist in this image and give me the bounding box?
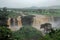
[0,0,60,8]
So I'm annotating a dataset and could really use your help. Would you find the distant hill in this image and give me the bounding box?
[24,5,60,9]
[47,6,60,9]
[0,5,60,9]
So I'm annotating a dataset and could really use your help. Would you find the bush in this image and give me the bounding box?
[44,29,60,40]
[0,26,13,40]
[12,26,44,40]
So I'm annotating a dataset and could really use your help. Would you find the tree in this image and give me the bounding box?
[0,7,13,40]
[12,26,44,40]
[44,29,60,40]
[0,26,13,40]
[0,7,8,27]
[40,23,52,34]
[21,15,34,26]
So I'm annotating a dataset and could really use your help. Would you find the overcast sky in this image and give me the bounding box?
[0,0,60,8]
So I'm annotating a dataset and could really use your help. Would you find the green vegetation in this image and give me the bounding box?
[0,7,13,40]
[21,15,34,25]
[0,7,8,26]
[44,29,60,40]
[0,8,60,40]
[12,26,60,40]
[7,9,60,18]
[0,7,9,18]
[1,8,59,18]
[0,26,13,40]
[12,26,44,40]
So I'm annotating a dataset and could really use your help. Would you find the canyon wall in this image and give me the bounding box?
[7,15,55,31]
[7,16,22,31]
[32,15,54,30]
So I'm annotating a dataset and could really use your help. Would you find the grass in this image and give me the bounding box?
[12,26,44,40]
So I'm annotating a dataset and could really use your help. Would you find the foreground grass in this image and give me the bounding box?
[12,26,60,40]
[0,26,60,40]
[12,26,44,40]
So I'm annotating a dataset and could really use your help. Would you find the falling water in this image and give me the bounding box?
[32,15,54,30]
[17,16,22,27]
[7,18,11,27]
[7,16,22,31]
[7,15,60,31]
[52,17,60,29]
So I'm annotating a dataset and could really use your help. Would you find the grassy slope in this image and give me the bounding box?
[8,9,60,18]
[12,26,44,40]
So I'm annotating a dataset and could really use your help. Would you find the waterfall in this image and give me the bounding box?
[7,15,54,30]
[7,16,22,31]
[7,18,11,27]
[17,16,22,27]
[52,17,60,28]
[32,15,54,30]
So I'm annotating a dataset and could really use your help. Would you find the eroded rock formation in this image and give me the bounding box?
[7,16,22,31]
[7,15,54,31]
[32,15,54,30]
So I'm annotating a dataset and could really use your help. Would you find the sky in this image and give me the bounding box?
[0,0,60,8]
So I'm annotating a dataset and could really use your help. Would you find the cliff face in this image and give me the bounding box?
[53,17,60,27]
[7,15,56,31]
[32,15,54,30]
[7,16,22,31]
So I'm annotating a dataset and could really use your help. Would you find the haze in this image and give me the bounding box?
[0,0,60,8]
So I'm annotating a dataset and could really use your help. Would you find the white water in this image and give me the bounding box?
[7,15,60,31]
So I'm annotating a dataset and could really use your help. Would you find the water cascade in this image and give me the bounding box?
[32,15,54,30]
[7,18,11,27]
[7,16,22,31]
[17,16,22,27]
[7,15,60,31]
